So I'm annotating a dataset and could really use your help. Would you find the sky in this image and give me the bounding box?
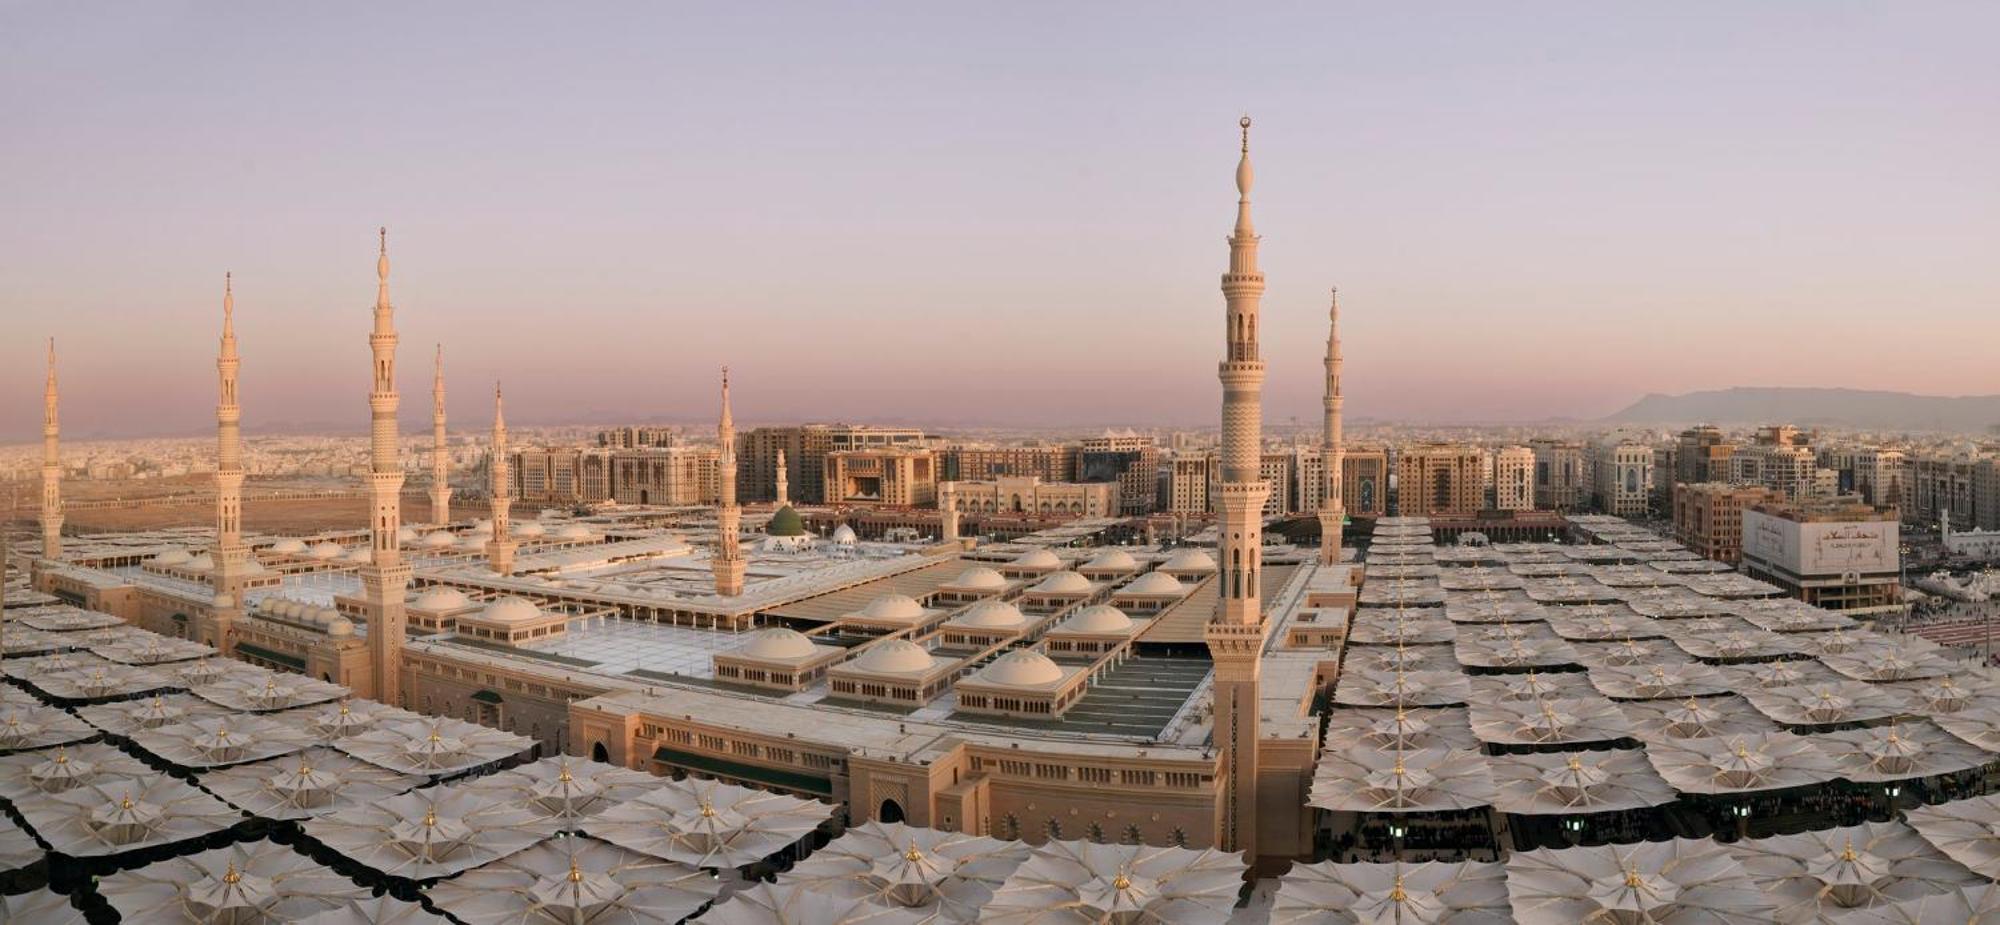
[2,2,1996,442]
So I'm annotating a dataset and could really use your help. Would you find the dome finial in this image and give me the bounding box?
[1239,115,1251,152]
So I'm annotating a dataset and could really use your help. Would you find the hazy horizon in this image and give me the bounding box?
[5,3,1996,443]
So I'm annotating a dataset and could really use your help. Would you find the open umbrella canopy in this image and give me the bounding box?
[1358,581,1449,608]
[776,820,1032,923]
[1454,628,1583,671]
[426,833,720,925]
[1836,884,2000,925]
[1933,707,2000,753]
[0,624,67,657]
[1547,606,1662,643]
[1471,671,1599,704]
[1906,795,2000,880]
[1621,696,1779,743]
[1324,707,1480,753]
[1333,668,1472,709]
[302,784,559,881]
[1681,573,1784,599]
[698,882,930,925]
[8,652,172,702]
[458,757,663,829]
[1347,613,1459,647]
[17,606,124,632]
[1523,578,1623,606]
[1734,600,1859,635]
[1468,695,1637,748]
[202,746,423,821]
[1588,661,1732,701]
[1644,731,1839,795]
[128,712,316,769]
[98,837,369,923]
[191,671,350,713]
[1883,674,2000,715]
[1511,562,1593,579]
[1438,569,1527,593]
[0,742,156,803]
[76,691,230,736]
[0,889,85,924]
[292,895,452,925]
[0,699,97,752]
[1310,746,1498,813]
[1814,721,1994,784]
[0,814,39,876]
[284,698,425,741]
[1717,660,1846,693]
[14,773,240,857]
[584,777,835,871]
[1489,749,1677,816]
[1269,859,1511,925]
[1822,648,1957,684]
[1505,837,1774,924]
[1346,643,1460,675]
[1742,680,1911,729]
[88,633,215,666]
[1626,589,1734,619]
[976,839,1246,925]
[1670,626,1802,662]
[1443,592,1544,623]
[1729,821,1983,923]
[334,715,536,778]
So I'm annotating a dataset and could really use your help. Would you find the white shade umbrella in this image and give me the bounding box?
[285,698,425,741]
[1671,627,1802,662]
[1735,600,1858,634]
[1347,614,1458,647]
[1884,674,2000,715]
[0,890,84,924]
[0,742,155,802]
[1588,661,1731,701]
[1905,795,2000,879]
[1643,732,1838,795]
[458,756,663,829]
[1454,630,1583,671]
[201,746,422,821]
[98,838,369,923]
[334,716,536,778]
[14,774,239,857]
[128,712,316,769]
[977,838,1246,925]
[0,814,39,876]
[1489,749,1677,816]
[1815,721,1994,784]
[1309,746,1498,813]
[88,634,215,666]
[1620,696,1778,743]
[192,672,350,713]
[777,821,1032,923]
[698,882,930,924]
[1835,884,2000,924]
[302,785,559,881]
[1324,707,1480,753]
[293,895,452,925]
[0,701,96,751]
[1743,681,1909,728]
[1505,838,1774,924]
[1470,671,1598,704]
[1730,821,1982,922]
[76,692,230,735]
[584,777,835,870]
[1717,660,1845,692]
[427,834,721,925]
[1269,859,1510,924]
[1334,668,1473,709]
[1934,707,2000,753]
[1468,695,1637,748]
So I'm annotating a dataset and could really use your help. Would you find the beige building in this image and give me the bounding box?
[1342,447,1388,517]
[1741,499,1902,612]
[1075,434,1161,515]
[740,424,928,505]
[512,447,613,505]
[947,476,1118,519]
[1528,438,1587,511]
[1590,440,1653,517]
[610,445,719,506]
[1394,444,1485,517]
[1166,453,1212,515]
[942,444,1076,483]
[825,447,937,507]
[1492,445,1535,511]
[1673,481,1783,565]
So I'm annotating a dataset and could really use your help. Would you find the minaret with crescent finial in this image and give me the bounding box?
[359,228,410,705]
[1319,288,1345,565]
[39,338,63,561]
[207,273,252,652]
[774,448,789,508]
[713,367,745,596]
[486,383,516,576]
[1204,115,1273,858]
[431,344,451,525]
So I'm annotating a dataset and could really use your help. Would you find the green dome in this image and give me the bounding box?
[768,505,807,537]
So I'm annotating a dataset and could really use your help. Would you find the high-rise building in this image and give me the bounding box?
[610,446,720,506]
[739,424,926,504]
[1741,499,1901,611]
[1493,445,1535,512]
[1853,449,1906,510]
[1166,452,1212,515]
[1674,425,1736,490]
[1394,444,1485,516]
[597,426,681,449]
[1528,438,1587,512]
[1075,434,1160,515]
[1342,447,1389,517]
[940,445,1076,483]
[512,448,613,505]
[1590,440,1653,517]
[1673,481,1782,565]
[825,447,937,507]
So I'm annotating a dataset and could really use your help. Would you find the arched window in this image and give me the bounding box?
[1086,822,1106,844]
[1001,814,1021,840]
[1170,827,1189,847]
[1122,824,1143,845]
[1045,819,1063,841]
[879,799,906,824]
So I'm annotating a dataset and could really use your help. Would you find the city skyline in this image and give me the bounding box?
[5,3,1997,441]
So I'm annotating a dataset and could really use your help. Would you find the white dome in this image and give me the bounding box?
[1121,571,1186,595]
[853,639,934,675]
[831,524,858,545]
[153,549,193,565]
[1083,549,1139,571]
[513,521,547,537]
[326,616,355,637]
[479,596,542,624]
[458,533,487,549]
[557,524,595,540]
[1012,548,1061,570]
[737,628,818,661]
[210,593,235,609]
[267,539,307,555]
[954,600,1026,629]
[1160,549,1218,573]
[1063,604,1134,635]
[396,526,420,544]
[185,553,215,570]
[344,547,373,563]
[422,531,457,548]
[307,542,345,560]
[1032,571,1092,595]
[859,594,926,623]
[471,518,493,533]
[980,650,1064,687]
[413,588,470,612]
[948,567,1008,591]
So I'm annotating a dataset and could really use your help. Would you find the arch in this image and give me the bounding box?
[878,799,906,824]
[591,741,609,763]
[1001,813,1021,840]
[1170,827,1189,847]
[1122,824,1143,845]
[639,489,650,504]
[1045,819,1063,841]
[1086,822,1106,844]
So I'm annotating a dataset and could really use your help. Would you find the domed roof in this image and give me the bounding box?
[185,553,215,570]
[853,639,935,675]
[422,531,457,548]
[396,526,420,544]
[768,506,807,537]
[267,539,307,555]
[831,524,858,544]
[979,650,1064,687]
[1012,548,1062,570]
[152,549,193,565]
[953,600,1026,629]
[948,567,1008,591]
[457,533,487,549]
[413,588,471,612]
[471,519,493,532]
[211,593,235,609]
[1032,571,1092,595]
[326,616,355,637]
[1083,549,1139,571]
[1121,571,1186,595]
[858,593,926,623]
[344,547,373,563]
[1062,604,1134,635]
[556,524,595,540]
[479,596,543,624]
[513,521,547,537]
[736,628,818,661]
[307,542,345,560]
[1160,548,1218,573]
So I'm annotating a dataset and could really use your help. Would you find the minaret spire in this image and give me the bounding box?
[1205,115,1273,859]
[360,228,411,706]
[713,366,745,596]
[208,273,251,652]
[774,448,789,508]
[486,382,516,576]
[1319,287,1346,566]
[430,344,451,525]
[40,338,63,560]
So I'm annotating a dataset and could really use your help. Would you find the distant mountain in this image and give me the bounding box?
[1604,387,2000,432]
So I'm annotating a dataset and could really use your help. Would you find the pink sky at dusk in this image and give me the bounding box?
[2,3,1996,442]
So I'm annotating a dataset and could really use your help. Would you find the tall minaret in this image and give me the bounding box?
[430,345,452,525]
[774,448,789,507]
[1318,288,1345,566]
[1204,116,1272,858]
[208,274,251,652]
[939,480,960,544]
[39,339,63,561]
[359,229,410,706]
[713,367,745,596]
[486,384,516,576]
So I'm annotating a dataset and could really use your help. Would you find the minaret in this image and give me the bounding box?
[1204,116,1272,857]
[1318,288,1345,566]
[486,384,517,576]
[208,274,251,652]
[939,480,960,544]
[39,339,62,561]
[713,368,745,596]
[430,345,452,525]
[359,229,411,706]
[774,448,790,507]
